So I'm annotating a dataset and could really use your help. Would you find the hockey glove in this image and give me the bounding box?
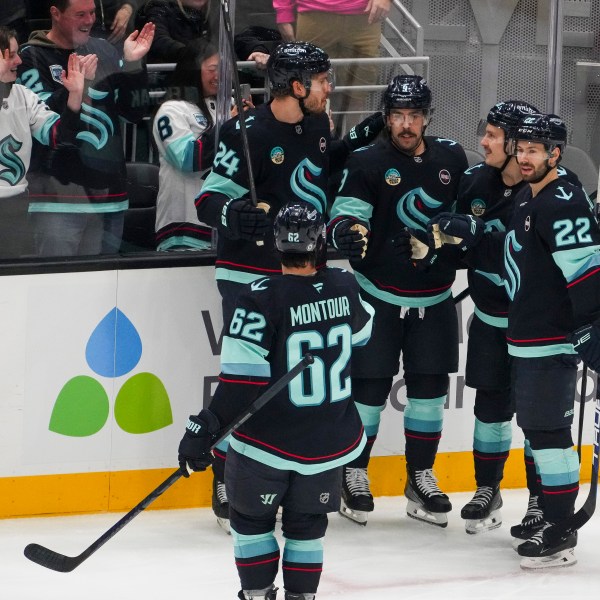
[392,229,438,270]
[178,409,221,476]
[427,213,485,252]
[343,111,386,151]
[218,198,270,241]
[568,323,600,373]
[330,218,369,260]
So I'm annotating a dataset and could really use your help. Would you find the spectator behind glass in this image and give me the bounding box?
[0,0,28,44]
[91,0,139,47]
[0,25,85,259]
[136,0,217,63]
[152,39,219,251]
[17,0,155,257]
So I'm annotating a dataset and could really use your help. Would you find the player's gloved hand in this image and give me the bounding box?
[219,198,270,241]
[343,111,385,151]
[568,323,600,373]
[392,229,438,270]
[329,218,369,260]
[178,409,221,476]
[427,213,485,252]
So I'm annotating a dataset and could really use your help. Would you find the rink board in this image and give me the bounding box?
[0,264,595,518]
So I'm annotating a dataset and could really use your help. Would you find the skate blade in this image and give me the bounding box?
[217,516,231,535]
[520,549,576,570]
[464,510,502,535]
[338,505,369,525]
[406,500,448,528]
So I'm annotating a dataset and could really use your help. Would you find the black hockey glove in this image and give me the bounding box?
[218,198,270,241]
[392,229,438,270]
[343,111,385,151]
[568,323,600,373]
[329,218,369,260]
[427,213,485,252]
[178,409,221,476]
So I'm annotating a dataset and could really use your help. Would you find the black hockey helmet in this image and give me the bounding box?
[507,113,567,157]
[274,201,325,254]
[267,42,331,95]
[477,100,539,137]
[383,75,432,115]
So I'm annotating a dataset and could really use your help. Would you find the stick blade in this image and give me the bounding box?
[24,543,80,573]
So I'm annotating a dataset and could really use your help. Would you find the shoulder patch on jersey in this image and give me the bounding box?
[555,186,573,201]
[194,113,208,127]
[439,169,451,185]
[319,137,327,153]
[250,278,270,292]
[270,146,284,164]
[385,168,401,186]
[49,64,63,85]
[434,137,458,146]
[471,199,486,216]
[465,163,484,175]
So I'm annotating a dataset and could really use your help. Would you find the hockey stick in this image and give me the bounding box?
[24,353,314,573]
[453,287,470,305]
[577,364,588,463]
[543,371,599,545]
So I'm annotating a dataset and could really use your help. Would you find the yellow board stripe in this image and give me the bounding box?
[0,447,595,519]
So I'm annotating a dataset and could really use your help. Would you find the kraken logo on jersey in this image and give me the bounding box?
[270,146,284,164]
[396,187,443,231]
[503,230,522,300]
[77,101,114,149]
[0,135,26,186]
[290,158,327,212]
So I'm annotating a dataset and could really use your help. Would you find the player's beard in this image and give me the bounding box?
[391,129,424,155]
[520,159,553,184]
[302,93,327,115]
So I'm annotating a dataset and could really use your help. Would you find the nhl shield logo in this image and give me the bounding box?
[319,493,330,504]
[49,64,64,84]
[270,146,284,164]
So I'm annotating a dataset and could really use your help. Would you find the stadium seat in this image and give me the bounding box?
[560,145,599,199]
[120,162,159,252]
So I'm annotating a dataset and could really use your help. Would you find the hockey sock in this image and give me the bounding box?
[523,439,542,501]
[346,402,385,468]
[212,445,228,482]
[231,526,280,591]
[404,396,445,469]
[473,418,511,486]
[282,537,323,594]
[530,446,579,522]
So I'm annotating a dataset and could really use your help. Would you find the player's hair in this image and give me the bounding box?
[278,251,316,269]
[0,26,17,53]
[163,38,218,129]
[50,0,74,13]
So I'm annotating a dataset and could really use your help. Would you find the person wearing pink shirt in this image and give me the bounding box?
[272,0,390,133]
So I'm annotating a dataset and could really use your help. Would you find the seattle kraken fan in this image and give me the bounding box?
[457,101,582,535]
[178,202,374,600]
[0,26,85,258]
[429,113,600,568]
[328,74,468,526]
[195,41,385,531]
[16,0,155,256]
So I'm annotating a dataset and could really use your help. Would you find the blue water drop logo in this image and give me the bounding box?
[85,308,142,377]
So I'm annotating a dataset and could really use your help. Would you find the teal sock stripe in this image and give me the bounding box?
[473,418,512,453]
[524,438,533,459]
[283,537,324,564]
[404,396,445,433]
[354,402,385,437]
[531,447,580,486]
[231,528,279,559]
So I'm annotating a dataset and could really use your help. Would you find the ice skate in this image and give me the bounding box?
[339,467,374,525]
[238,585,278,599]
[404,467,452,527]
[510,494,544,541]
[213,478,230,534]
[517,522,577,570]
[461,485,502,534]
[284,593,315,600]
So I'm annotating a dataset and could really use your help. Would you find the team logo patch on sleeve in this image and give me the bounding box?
[49,65,64,84]
[471,199,486,216]
[385,168,401,186]
[270,146,284,164]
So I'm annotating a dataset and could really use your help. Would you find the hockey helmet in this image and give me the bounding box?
[477,100,539,137]
[383,75,432,115]
[274,201,325,254]
[507,113,567,157]
[267,42,332,94]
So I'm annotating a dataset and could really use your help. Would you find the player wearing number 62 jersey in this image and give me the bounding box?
[178,202,374,600]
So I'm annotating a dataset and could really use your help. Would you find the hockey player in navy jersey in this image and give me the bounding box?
[328,74,468,526]
[195,41,385,530]
[457,101,582,535]
[178,202,374,600]
[429,113,600,568]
